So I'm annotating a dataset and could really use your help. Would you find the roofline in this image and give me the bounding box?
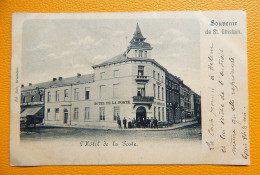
[92,58,168,72]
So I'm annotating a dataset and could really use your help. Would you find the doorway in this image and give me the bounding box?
[64,109,68,124]
[136,106,146,128]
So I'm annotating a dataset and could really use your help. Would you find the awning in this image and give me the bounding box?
[21,107,43,118]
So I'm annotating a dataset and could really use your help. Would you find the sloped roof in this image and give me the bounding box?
[22,74,95,91]
[94,53,127,67]
[128,41,152,50]
[133,23,145,40]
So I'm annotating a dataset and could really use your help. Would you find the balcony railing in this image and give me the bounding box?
[135,75,149,82]
[133,96,154,103]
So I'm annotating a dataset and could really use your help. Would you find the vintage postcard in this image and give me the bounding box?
[10,11,249,166]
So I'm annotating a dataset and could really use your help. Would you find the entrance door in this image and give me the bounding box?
[136,107,146,128]
[64,109,68,124]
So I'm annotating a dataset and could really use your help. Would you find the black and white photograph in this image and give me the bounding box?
[10,11,249,165]
[19,18,201,142]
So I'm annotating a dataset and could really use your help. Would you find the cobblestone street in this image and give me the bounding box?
[20,123,201,142]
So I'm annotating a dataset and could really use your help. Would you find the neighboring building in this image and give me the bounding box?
[20,83,45,125]
[180,83,192,122]
[165,72,182,124]
[21,23,201,128]
[193,92,201,123]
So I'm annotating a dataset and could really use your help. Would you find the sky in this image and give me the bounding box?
[22,18,200,94]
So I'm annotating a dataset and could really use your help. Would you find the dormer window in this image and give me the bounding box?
[135,50,138,57]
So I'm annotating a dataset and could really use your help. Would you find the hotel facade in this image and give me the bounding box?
[20,23,201,128]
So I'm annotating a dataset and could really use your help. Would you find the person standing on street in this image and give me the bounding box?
[128,118,132,129]
[150,117,154,128]
[117,117,122,129]
[123,117,127,129]
[154,118,158,129]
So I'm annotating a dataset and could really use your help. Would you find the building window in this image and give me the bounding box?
[114,70,119,78]
[162,75,164,82]
[154,107,156,119]
[47,92,51,102]
[47,108,50,120]
[74,88,79,100]
[162,87,164,100]
[162,107,165,121]
[137,84,145,96]
[55,90,60,101]
[158,73,160,80]
[85,87,90,100]
[158,86,160,99]
[138,65,144,76]
[113,84,119,98]
[74,108,79,120]
[55,108,59,120]
[135,50,138,57]
[64,89,68,100]
[22,96,26,103]
[158,107,161,121]
[99,107,105,120]
[40,94,43,102]
[85,107,90,120]
[100,72,105,80]
[153,84,156,98]
[144,51,147,57]
[114,106,120,121]
[100,85,105,99]
[139,50,143,57]
[31,96,35,102]
[153,71,155,78]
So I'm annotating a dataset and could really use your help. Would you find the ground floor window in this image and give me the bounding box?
[158,107,161,121]
[114,106,120,120]
[84,107,90,120]
[154,107,156,119]
[55,108,59,120]
[162,107,165,121]
[74,107,79,120]
[99,107,105,120]
[47,108,50,120]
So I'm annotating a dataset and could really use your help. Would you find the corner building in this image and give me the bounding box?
[44,23,167,128]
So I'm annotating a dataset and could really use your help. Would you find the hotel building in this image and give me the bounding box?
[20,23,201,128]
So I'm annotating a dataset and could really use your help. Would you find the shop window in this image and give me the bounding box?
[114,106,120,121]
[99,107,105,120]
[85,107,90,120]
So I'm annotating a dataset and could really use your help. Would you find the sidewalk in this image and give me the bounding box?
[43,120,199,131]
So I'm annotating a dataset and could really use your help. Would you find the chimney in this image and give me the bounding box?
[29,83,32,86]
[21,84,24,88]
[53,78,57,81]
[58,77,63,80]
[77,73,81,77]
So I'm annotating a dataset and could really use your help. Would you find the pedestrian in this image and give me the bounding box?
[146,117,151,128]
[117,117,122,129]
[132,118,136,128]
[128,118,132,128]
[154,118,158,129]
[150,117,154,128]
[123,117,127,129]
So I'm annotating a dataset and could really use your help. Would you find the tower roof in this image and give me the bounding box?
[132,23,145,40]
